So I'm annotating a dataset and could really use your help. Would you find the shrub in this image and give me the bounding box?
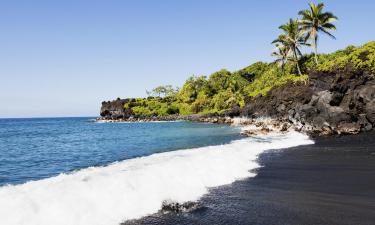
[244,64,308,97]
[305,41,375,73]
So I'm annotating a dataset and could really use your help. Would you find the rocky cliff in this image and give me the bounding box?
[241,67,375,135]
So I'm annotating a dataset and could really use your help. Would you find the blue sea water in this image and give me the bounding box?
[0,117,242,186]
[0,117,314,225]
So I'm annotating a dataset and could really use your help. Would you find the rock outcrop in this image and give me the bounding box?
[241,68,375,135]
[100,98,133,119]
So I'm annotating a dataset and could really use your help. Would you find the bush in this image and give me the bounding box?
[132,106,153,116]
[244,65,308,97]
[304,41,375,73]
[176,103,193,115]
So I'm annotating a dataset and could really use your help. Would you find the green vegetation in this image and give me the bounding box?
[123,61,308,116]
[299,2,338,64]
[272,2,337,74]
[120,2,373,118]
[305,41,375,73]
[146,85,179,98]
[272,18,309,75]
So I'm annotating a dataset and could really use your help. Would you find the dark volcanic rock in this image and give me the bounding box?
[100,99,132,119]
[242,82,313,119]
[336,122,361,135]
[241,70,375,135]
[366,99,375,124]
[161,201,201,213]
[224,105,241,117]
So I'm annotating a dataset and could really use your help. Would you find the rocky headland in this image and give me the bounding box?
[98,65,374,137]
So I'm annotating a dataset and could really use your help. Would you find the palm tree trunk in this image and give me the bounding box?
[314,35,319,65]
[296,61,302,75]
[293,49,302,76]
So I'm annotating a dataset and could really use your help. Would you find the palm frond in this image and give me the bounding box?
[296,2,337,64]
[319,27,336,39]
[321,23,336,30]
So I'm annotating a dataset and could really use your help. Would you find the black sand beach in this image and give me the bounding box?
[125,131,375,225]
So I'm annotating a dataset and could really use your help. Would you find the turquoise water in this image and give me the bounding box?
[0,117,242,186]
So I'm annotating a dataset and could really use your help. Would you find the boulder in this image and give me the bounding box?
[358,114,373,131]
[365,99,375,124]
[329,92,344,106]
[358,84,375,103]
[336,122,361,135]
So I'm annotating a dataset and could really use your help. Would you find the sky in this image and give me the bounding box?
[0,0,374,118]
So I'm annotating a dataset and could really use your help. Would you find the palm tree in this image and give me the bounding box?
[298,2,338,64]
[272,19,307,75]
[271,43,290,71]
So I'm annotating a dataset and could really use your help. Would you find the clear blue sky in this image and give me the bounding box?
[1,0,374,118]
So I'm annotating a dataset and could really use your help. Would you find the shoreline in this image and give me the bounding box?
[0,121,313,225]
[96,114,233,124]
[95,115,362,137]
[99,45,375,138]
[124,130,375,225]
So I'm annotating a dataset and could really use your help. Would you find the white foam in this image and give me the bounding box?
[0,131,313,225]
[231,117,252,126]
[231,116,275,127]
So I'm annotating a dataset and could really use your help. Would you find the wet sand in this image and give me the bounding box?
[125,131,375,225]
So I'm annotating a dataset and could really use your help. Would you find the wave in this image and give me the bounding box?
[0,131,313,225]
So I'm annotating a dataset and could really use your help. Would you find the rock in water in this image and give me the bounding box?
[161,201,201,213]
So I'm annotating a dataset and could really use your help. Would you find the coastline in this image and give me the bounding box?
[99,42,375,138]
[0,122,313,225]
[98,71,375,137]
[124,130,375,225]
[96,114,233,124]
[95,114,361,137]
[96,39,375,223]
[3,2,375,225]
[95,116,297,138]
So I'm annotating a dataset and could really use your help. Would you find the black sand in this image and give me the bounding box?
[125,131,375,225]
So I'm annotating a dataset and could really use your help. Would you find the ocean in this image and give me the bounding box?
[0,117,313,225]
